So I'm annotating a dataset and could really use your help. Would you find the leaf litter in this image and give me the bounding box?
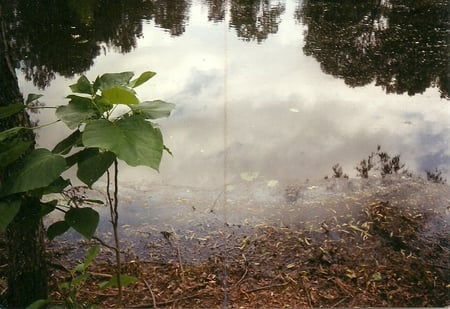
[1,175,449,307]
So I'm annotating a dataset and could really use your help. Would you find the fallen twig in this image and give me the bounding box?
[143,278,158,309]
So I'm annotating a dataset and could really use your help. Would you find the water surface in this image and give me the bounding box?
[7,0,449,242]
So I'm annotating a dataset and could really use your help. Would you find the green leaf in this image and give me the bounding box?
[0,104,25,119]
[25,93,43,104]
[129,71,156,88]
[0,199,21,232]
[82,115,164,169]
[98,72,134,90]
[93,95,114,114]
[77,150,116,187]
[52,130,82,155]
[65,207,99,239]
[56,96,99,129]
[0,149,67,197]
[102,86,139,105]
[47,221,70,240]
[66,148,95,167]
[40,200,58,217]
[0,127,23,143]
[75,245,100,272]
[131,100,175,119]
[71,273,90,286]
[38,177,71,195]
[0,139,32,168]
[70,75,93,95]
[99,274,138,290]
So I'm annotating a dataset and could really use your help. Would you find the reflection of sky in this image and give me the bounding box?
[18,0,450,192]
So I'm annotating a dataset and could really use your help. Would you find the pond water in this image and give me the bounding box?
[6,0,449,253]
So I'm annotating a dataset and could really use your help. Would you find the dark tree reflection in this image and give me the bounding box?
[298,0,449,98]
[204,0,227,23]
[230,0,285,43]
[3,0,190,89]
[148,0,191,36]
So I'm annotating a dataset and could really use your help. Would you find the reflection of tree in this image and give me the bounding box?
[148,0,191,36]
[204,0,226,23]
[3,0,189,89]
[230,0,285,43]
[299,0,449,98]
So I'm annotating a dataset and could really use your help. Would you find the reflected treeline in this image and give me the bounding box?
[204,0,285,43]
[148,0,191,36]
[298,0,449,98]
[2,0,190,89]
[229,0,285,43]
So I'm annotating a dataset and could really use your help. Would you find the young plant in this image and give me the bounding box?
[0,71,174,307]
[58,245,100,309]
[26,245,100,309]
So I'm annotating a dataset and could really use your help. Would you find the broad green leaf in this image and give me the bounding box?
[25,93,43,104]
[82,115,164,169]
[99,274,138,290]
[0,149,67,197]
[40,200,58,217]
[38,177,71,196]
[0,127,23,143]
[98,72,134,90]
[47,221,70,240]
[70,75,92,95]
[0,139,32,168]
[0,199,21,232]
[131,100,175,119]
[66,148,96,167]
[77,150,116,187]
[65,207,99,239]
[75,245,100,272]
[93,95,114,113]
[52,129,82,155]
[0,104,25,119]
[102,86,139,105]
[129,71,156,88]
[56,96,99,129]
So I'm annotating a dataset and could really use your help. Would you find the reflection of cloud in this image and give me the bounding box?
[17,0,449,190]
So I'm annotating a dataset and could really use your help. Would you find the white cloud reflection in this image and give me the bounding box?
[17,0,450,194]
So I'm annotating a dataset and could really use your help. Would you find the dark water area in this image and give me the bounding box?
[3,0,449,258]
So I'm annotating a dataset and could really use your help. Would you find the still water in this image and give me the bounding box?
[9,0,449,238]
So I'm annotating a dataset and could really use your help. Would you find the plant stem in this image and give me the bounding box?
[112,159,123,306]
[106,160,123,307]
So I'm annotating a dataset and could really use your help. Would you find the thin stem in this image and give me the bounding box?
[112,159,123,306]
[106,165,123,307]
[31,119,61,130]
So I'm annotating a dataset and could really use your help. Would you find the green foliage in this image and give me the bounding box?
[0,149,67,197]
[0,199,21,232]
[99,274,138,290]
[0,70,173,306]
[56,96,99,129]
[0,103,26,119]
[76,150,116,187]
[82,116,163,169]
[64,207,100,239]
